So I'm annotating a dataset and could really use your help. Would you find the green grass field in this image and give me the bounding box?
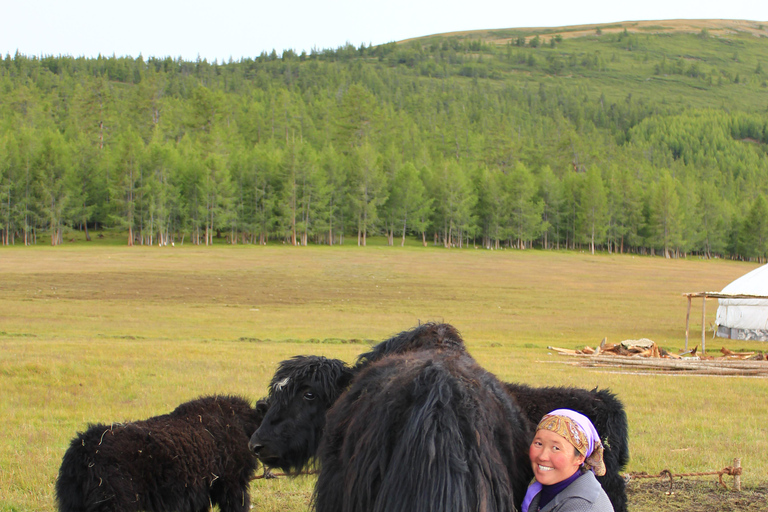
[1,242,767,511]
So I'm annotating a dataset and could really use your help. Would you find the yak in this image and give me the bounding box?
[248,324,460,473]
[313,348,532,512]
[56,395,268,512]
[353,322,630,512]
[251,322,629,512]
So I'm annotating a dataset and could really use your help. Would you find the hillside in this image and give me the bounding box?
[0,20,767,259]
[406,19,768,44]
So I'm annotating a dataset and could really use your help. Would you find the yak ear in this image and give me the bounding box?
[255,398,270,421]
[337,367,355,390]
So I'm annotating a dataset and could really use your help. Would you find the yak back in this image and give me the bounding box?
[354,322,467,372]
[315,350,532,512]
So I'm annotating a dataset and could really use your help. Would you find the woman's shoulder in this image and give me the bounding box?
[546,472,615,512]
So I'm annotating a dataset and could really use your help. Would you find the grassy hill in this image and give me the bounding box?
[397,19,768,112]
[1,19,768,259]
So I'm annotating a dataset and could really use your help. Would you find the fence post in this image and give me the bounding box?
[701,296,707,354]
[733,458,741,491]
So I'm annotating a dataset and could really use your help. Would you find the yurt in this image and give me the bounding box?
[716,263,768,341]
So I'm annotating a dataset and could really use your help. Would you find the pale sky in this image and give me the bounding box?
[2,0,767,62]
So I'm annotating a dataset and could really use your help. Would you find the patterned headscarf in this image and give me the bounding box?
[536,409,606,476]
[521,409,607,512]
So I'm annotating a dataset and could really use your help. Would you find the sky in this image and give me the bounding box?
[2,0,767,62]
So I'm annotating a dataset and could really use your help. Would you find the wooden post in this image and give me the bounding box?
[701,295,707,354]
[685,295,692,351]
[733,458,741,491]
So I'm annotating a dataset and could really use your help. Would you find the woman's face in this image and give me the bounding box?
[529,428,586,485]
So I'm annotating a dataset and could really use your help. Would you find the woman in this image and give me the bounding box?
[522,409,614,512]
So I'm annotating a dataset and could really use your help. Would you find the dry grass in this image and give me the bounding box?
[1,243,767,511]
[403,18,768,45]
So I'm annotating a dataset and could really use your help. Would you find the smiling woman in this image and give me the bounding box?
[523,409,614,512]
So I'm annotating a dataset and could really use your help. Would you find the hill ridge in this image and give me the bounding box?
[399,19,768,45]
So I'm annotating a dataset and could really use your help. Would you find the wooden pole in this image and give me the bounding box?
[733,458,741,491]
[685,295,692,351]
[701,295,707,354]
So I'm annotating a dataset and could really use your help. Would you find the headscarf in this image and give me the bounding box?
[521,409,606,512]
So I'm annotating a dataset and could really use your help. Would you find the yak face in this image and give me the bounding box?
[249,355,353,473]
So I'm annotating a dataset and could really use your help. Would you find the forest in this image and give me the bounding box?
[1,21,768,260]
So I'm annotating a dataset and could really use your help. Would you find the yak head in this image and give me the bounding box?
[249,355,354,473]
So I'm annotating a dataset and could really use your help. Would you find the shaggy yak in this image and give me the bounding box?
[313,348,532,512]
[251,322,629,512]
[251,324,531,511]
[56,395,268,512]
[356,323,630,512]
[247,324,461,472]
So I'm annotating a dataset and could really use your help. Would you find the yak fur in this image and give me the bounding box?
[353,322,629,512]
[56,395,267,512]
[313,348,532,512]
[251,322,629,512]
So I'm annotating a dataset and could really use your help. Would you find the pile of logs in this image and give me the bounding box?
[546,339,768,376]
[548,338,764,360]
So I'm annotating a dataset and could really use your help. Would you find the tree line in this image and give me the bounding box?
[1,35,767,261]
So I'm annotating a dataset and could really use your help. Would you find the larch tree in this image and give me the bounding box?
[740,195,768,263]
[650,171,683,258]
[390,161,433,247]
[577,166,608,255]
[109,130,145,246]
[34,130,71,246]
[349,142,387,246]
[508,161,544,249]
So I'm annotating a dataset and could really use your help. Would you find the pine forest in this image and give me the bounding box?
[1,20,768,261]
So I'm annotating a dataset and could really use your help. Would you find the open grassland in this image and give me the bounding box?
[1,243,767,511]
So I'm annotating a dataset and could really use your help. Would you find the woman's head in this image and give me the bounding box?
[528,409,606,485]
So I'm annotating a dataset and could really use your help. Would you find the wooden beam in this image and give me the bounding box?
[685,295,692,351]
[701,296,707,354]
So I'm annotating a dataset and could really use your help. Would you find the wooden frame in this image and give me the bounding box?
[683,292,768,353]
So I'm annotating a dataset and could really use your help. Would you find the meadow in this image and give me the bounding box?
[1,241,767,511]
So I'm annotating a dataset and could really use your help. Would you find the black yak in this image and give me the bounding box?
[56,395,268,512]
[504,382,629,512]
[248,355,354,474]
[251,322,629,512]
[248,324,459,473]
[313,348,533,512]
[353,322,630,512]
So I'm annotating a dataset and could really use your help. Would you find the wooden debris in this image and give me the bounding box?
[547,346,580,355]
[720,347,756,359]
[545,338,767,376]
